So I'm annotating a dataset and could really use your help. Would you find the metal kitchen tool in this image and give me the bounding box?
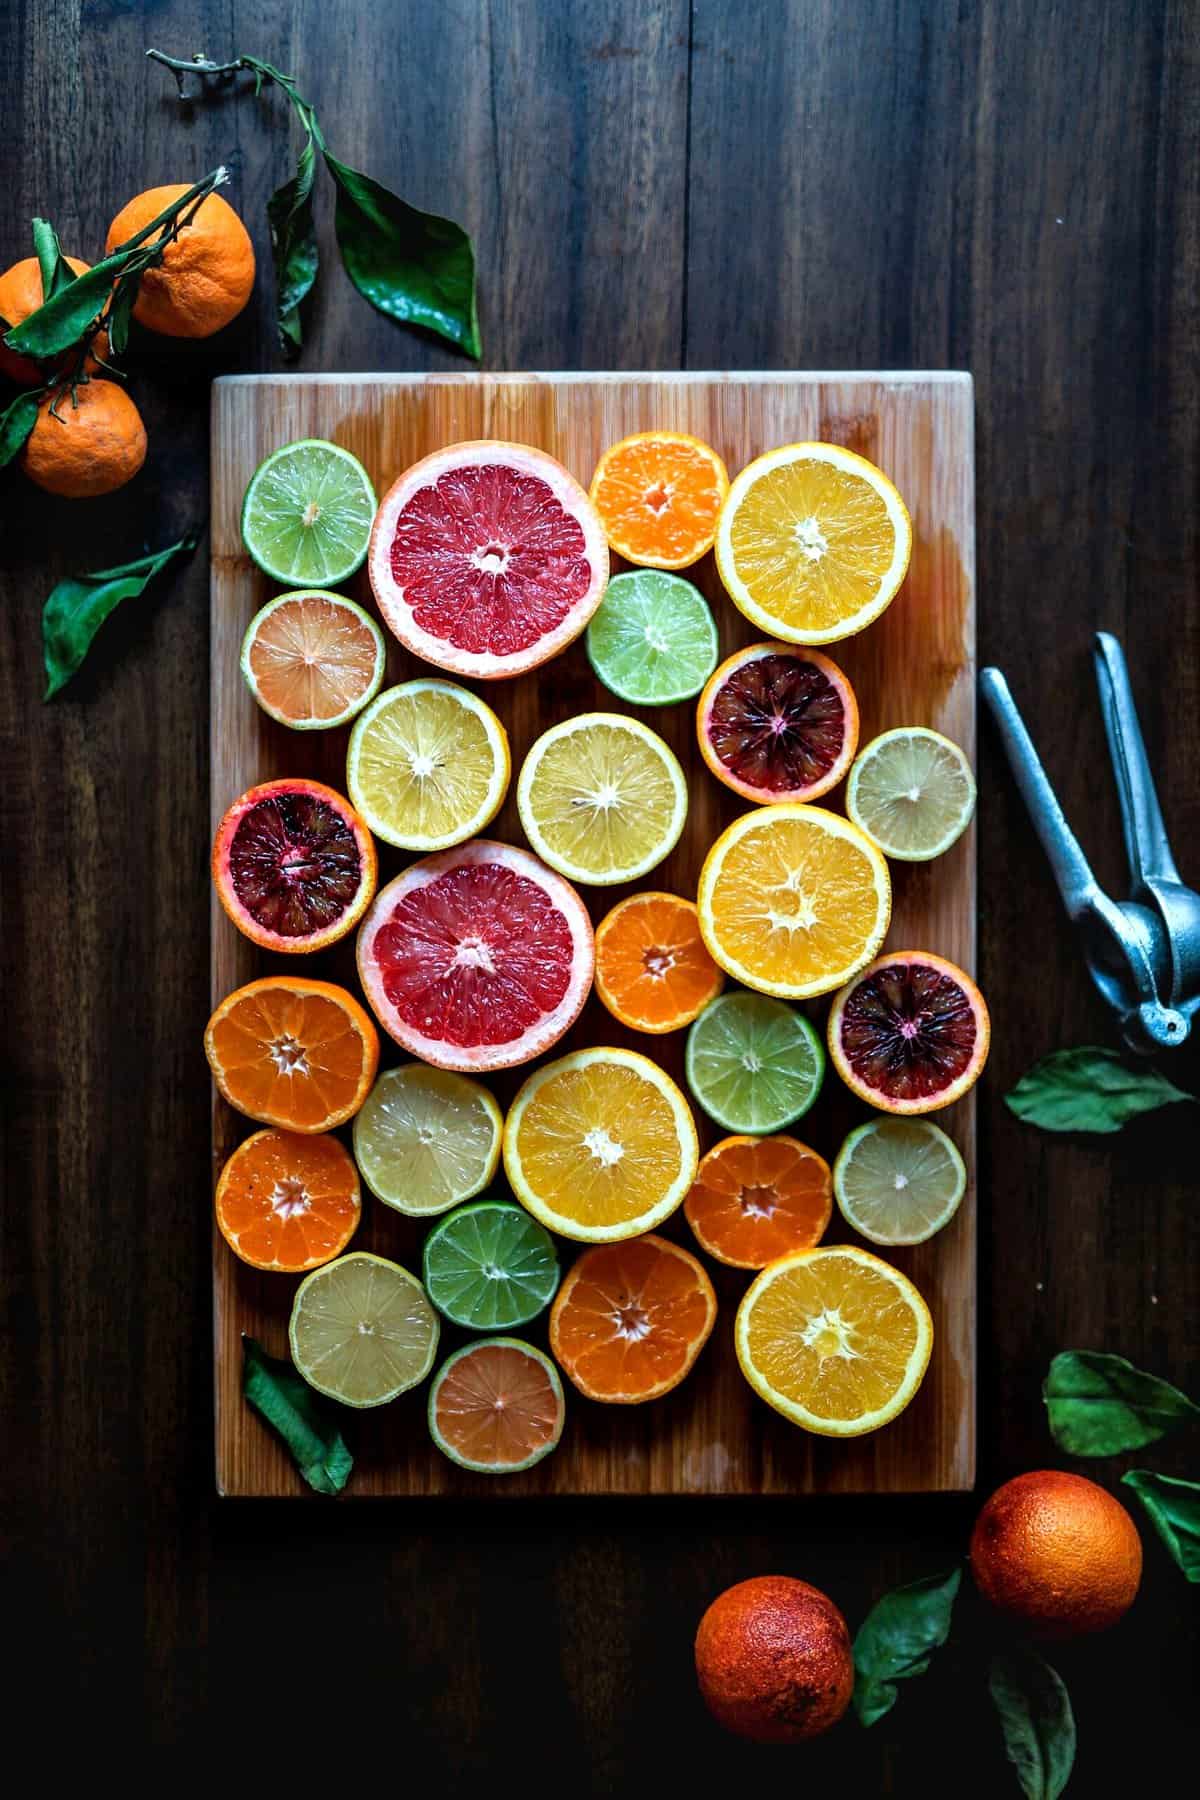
[980,633,1200,1052]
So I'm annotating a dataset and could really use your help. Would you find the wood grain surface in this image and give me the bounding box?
[210,371,976,1496]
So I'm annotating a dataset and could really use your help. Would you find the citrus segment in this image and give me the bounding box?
[589,430,729,568]
[289,1252,439,1407]
[517,712,688,885]
[205,976,379,1132]
[550,1234,716,1402]
[346,679,510,850]
[846,727,977,861]
[352,1064,502,1215]
[684,1135,831,1270]
[586,569,719,704]
[212,778,377,953]
[428,1338,565,1473]
[833,1117,966,1245]
[215,1128,360,1272]
[240,591,386,730]
[828,951,990,1113]
[685,992,825,1132]
[594,892,724,1034]
[423,1201,560,1330]
[697,642,859,804]
[242,439,377,587]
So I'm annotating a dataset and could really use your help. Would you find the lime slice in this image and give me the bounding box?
[846,727,976,861]
[289,1251,440,1407]
[428,1337,565,1473]
[346,679,510,850]
[586,570,719,705]
[241,439,377,587]
[240,590,386,730]
[685,991,825,1131]
[352,1065,502,1217]
[422,1199,560,1329]
[833,1118,966,1246]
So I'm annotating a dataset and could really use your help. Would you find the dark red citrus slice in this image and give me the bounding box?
[212,778,378,954]
[367,440,609,679]
[356,839,594,1071]
[828,950,990,1114]
[697,642,859,803]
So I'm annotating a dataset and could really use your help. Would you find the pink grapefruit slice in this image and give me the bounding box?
[697,642,859,804]
[212,778,378,954]
[367,440,609,679]
[828,950,990,1114]
[356,839,594,1071]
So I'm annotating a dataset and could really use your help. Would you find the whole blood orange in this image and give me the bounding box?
[212,778,377,954]
[0,255,109,384]
[970,1470,1142,1638]
[695,1575,854,1743]
[21,381,147,498]
[105,186,255,337]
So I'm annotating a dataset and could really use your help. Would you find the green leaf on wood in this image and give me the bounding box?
[32,217,74,301]
[242,1336,353,1495]
[0,390,41,467]
[42,527,199,699]
[988,1652,1076,1800]
[266,126,320,355]
[1122,1470,1200,1582]
[1044,1351,1200,1456]
[1005,1046,1193,1133]
[852,1567,961,1726]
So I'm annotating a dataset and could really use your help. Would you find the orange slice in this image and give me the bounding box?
[828,950,990,1113]
[205,976,379,1132]
[215,1128,361,1271]
[594,891,725,1033]
[549,1234,717,1403]
[684,1134,832,1270]
[239,591,385,730]
[589,431,729,569]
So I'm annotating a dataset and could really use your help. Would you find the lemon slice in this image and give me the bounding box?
[516,712,687,885]
[735,1245,932,1436]
[833,1118,966,1246]
[504,1046,699,1241]
[715,442,912,644]
[352,1064,502,1216]
[346,679,510,851]
[846,727,976,861]
[289,1251,440,1407]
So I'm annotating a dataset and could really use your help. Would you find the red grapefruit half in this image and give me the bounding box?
[212,778,377,954]
[368,440,609,679]
[356,839,594,1071]
[828,950,990,1113]
[697,642,859,804]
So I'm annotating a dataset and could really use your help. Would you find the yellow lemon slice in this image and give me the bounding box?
[517,711,688,885]
[346,679,510,851]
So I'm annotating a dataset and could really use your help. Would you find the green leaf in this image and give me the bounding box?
[1005,1046,1193,1133]
[266,126,319,355]
[106,283,136,360]
[42,527,199,699]
[32,218,73,301]
[1044,1351,1200,1456]
[322,146,481,359]
[242,1336,353,1495]
[1122,1470,1200,1581]
[988,1652,1076,1800]
[0,390,40,467]
[852,1567,961,1726]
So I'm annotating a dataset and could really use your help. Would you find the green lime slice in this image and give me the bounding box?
[833,1118,966,1245]
[241,439,377,587]
[422,1200,560,1330]
[586,570,719,705]
[289,1252,439,1407]
[428,1337,565,1474]
[685,991,825,1131]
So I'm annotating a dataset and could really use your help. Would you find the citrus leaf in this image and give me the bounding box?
[242,1336,353,1496]
[266,127,319,356]
[5,259,121,359]
[988,1652,1076,1800]
[0,390,40,467]
[1122,1470,1200,1582]
[1005,1046,1193,1133]
[42,526,199,699]
[322,147,481,358]
[852,1567,961,1726]
[32,217,73,301]
[106,283,136,360]
[1044,1351,1200,1456]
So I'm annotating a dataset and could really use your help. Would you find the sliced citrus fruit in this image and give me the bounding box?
[549,1234,717,1403]
[846,727,977,861]
[697,804,891,998]
[594,891,724,1034]
[833,1118,966,1246]
[345,679,510,851]
[697,642,859,804]
[735,1245,933,1436]
[352,1063,502,1215]
[212,777,377,954]
[205,976,379,1132]
[684,1134,831,1270]
[215,1128,360,1271]
[504,1046,699,1242]
[586,569,719,705]
[289,1251,439,1407]
[239,590,386,730]
[828,950,990,1114]
[428,1337,565,1473]
[715,442,912,644]
[422,1200,559,1329]
[589,430,729,569]
[685,991,825,1131]
[356,839,593,1071]
[241,439,376,587]
[367,440,609,679]
[517,712,688,885]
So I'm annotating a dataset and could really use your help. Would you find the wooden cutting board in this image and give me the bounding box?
[210,371,976,1497]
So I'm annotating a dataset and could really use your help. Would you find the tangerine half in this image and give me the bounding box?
[215,1128,361,1272]
[594,891,724,1033]
[684,1134,831,1269]
[205,976,379,1133]
[589,430,729,569]
[549,1234,716,1403]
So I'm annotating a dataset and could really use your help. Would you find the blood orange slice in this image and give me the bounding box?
[368,440,609,679]
[212,778,377,953]
[356,839,594,1071]
[828,950,991,1114]
[697,642,859,804]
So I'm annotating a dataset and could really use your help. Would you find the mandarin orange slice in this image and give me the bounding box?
[589,431,729,569]
[549,1233,716,1403]
[215,1128,361,1271]
[684,1134,832,1270]
[205,976,379,1132]
[594,891,724,1033]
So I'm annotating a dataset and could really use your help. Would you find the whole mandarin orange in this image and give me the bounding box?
[970,1469,1142,1638]
[21,380,147,498]
[695,1575,854,1743]
[104,186,255,338]
[0,256,110,384]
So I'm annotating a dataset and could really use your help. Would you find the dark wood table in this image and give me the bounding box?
[3,2,1196,1785]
